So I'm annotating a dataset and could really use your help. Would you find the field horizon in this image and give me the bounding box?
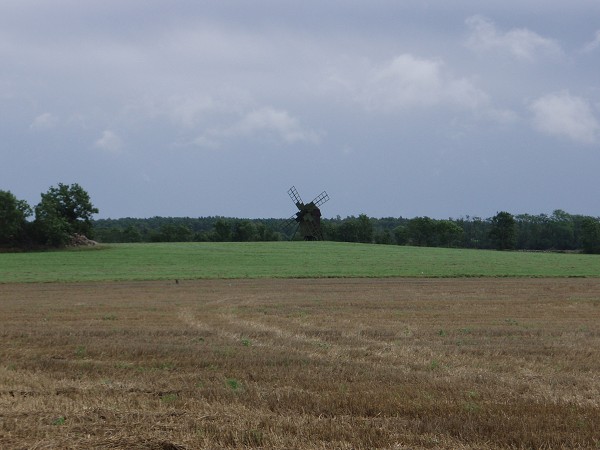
[1,241,600,283]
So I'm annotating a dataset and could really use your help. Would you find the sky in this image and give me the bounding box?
[1,0,600,220]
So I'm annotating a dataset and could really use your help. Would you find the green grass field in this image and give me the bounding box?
[1,242,599,283]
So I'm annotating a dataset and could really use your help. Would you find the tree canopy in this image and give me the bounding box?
[0,183,98,250]
[0,190,32,247]
[489,211,517,250]
[34,183,99,246]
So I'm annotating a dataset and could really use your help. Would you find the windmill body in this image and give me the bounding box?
[285,186,329,241]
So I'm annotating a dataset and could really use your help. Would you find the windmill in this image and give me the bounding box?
[283,186,330,241]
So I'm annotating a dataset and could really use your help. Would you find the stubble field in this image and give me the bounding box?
[1,278,599,449]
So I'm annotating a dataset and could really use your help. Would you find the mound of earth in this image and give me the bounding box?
[68,233,98,247]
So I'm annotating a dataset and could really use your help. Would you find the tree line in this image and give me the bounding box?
[2,183,600,253]
[91,210,600,254]
[92,217,281,243]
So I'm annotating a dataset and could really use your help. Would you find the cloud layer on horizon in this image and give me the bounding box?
[1,1,599,219]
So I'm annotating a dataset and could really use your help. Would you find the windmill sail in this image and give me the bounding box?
[312,191,329,207]
[288,186,303,207]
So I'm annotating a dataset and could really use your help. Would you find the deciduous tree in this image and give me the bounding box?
[581,217,600,254]
[232,220,255,242]
[0,190,31,246]
[407,217,436,246]
[213,219,231,241]
[34,183,99,246]
[356,214,374,243]
[435,220,463,247]
[489,211,516,250]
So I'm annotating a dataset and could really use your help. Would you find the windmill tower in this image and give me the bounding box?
[284,186,330,240]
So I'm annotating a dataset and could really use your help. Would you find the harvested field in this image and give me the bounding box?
[1,278,599,449]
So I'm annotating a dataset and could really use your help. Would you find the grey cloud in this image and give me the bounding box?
[581,30,600,53]
[530,91,599,144]
[30,113,59,131]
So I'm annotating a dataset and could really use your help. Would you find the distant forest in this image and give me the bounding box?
[5,184,598,253]
[93,210,600,253]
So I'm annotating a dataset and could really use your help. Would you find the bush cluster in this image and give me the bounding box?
[0,183,98,250]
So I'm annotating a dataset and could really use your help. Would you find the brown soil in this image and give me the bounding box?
[1,278,599,449]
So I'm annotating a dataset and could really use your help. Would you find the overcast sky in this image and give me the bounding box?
[2,1,600,219]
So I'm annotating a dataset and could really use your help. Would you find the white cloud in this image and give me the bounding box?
[335,53,490,112]
[94,130,123,153]
[364,54,445,109]
[235,107,320,144]
[530,91,599,144]
[29,112,58,130]
[192,135,221,150]
[195,106,320,147]
[466,15,563,61]
[581,30,600,53]
[167,96,216,128]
